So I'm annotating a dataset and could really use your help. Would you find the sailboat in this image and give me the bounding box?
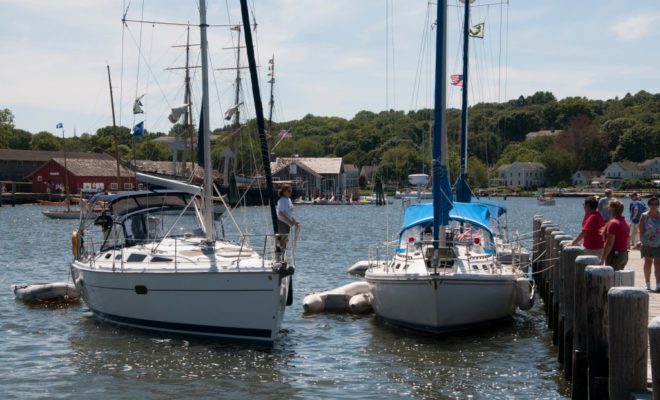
[69,0,294,343]
[365,0,531,333]
[43,134,79,219]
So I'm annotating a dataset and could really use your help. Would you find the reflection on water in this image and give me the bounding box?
[0,198,604,398]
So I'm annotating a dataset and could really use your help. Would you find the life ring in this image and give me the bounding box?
[71,229,80,257]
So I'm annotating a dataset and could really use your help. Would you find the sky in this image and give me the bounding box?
[1,0,660,137]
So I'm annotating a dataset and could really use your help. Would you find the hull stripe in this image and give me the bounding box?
[91,308,272,339]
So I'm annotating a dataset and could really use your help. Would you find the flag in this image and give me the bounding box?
[56,122,63,129]
[230,25,240,32]
[224,103,243,120]
[278,129,292,140]
[132,121,144,137]
[168,104,188,124]
[133,94,145,114]
[450,74,463,87]
[469,22,485,38]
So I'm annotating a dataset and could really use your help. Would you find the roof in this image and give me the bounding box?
[498,162,545,171]
[573,170,601,179]
[50,158,134,178]
[344,163,358,173]
[525,130,563,140]
[89,190,191,217]
[271,157,343,175]
[0,149,113,162]
[616,161,644,172]
[640,157,660,166]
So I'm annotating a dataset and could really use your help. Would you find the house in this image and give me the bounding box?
[571,170,601,187]
[0,149,113,182]
[603,161,645,182]
[29,157,136,194]
[271,157,351,198]
[496,162,546,189]
[525,130,563,140]
[640,157,660,179]
[343,164,359,193]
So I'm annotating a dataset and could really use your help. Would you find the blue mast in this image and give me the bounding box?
[455,0,472,203]
[432,0,453,249]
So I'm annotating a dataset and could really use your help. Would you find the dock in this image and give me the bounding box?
[532,216,659,399]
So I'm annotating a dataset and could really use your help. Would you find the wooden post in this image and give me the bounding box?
[532,215,544,285]
[550,230,565,340]
[649,316,660,399]
[11,182,16,207]
[571,255,599,399]
[585,266,614,400]
[539,221,554,305]
[553,234,572,353]
[608,287,648,400]
[614,270,635,287]
[560,245,585,382]
[544,225,559,321]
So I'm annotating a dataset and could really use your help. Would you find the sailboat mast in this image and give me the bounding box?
[239,0,279,234]
[61,128,70,212]
[185,24,194,175]
[456,0,472,202]
[199,0,214,242]
[432,0,451,249]
[106,65,122,190]
[233,29,242,129]
[267,55,275,136]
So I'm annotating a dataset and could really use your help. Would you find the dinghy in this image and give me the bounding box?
[13,282,80,303]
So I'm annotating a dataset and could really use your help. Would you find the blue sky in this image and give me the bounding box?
[1,0,659,136]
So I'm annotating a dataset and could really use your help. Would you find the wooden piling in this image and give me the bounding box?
[544,225,560,321]
[649,317,660,399]
[560,245,585,382]
[553,235,572,354]
[539,221,554,306]
[532,215,544,286]
[615,270,635,287]
[550,230,566,341]
[585,266,614,400]
[571,255,600,399]
[608,287,649,400]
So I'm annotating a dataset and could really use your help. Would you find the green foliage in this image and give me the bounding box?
[136,141,172,161]
[540,147,576,186]
[467,156,489,188]
[31,131,61,151]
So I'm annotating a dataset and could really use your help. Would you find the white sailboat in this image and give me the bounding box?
[365,0,531,333]
[70,0,293,344]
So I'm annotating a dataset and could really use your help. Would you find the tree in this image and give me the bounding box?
[0,108,15,148]
[136,141,172,161]
[495,110,542,141]
[7,129,32,149]
[31,131,61,151]
[540,147,576,186]
[378,144,422,184]
[613,125,660,162]
[467,156,489,188]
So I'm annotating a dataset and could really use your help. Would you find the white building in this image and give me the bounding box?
[496,162,546,189]
[603,161,645,181]
[640,157,660,179]
[571,170,601,187]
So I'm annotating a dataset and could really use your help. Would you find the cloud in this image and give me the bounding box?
[611,14,660,41]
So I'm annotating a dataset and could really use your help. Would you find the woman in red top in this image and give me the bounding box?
[600,199,630,270]
[571,196,604,257]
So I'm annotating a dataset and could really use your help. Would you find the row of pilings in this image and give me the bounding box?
[532,215,660,399]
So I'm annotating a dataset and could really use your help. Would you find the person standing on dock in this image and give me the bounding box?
[571,195,604,257]
[597,188,615,222]
[629,192,646,247]
[276,185,299,259]
[639,196,660,291]
[599,199,629,270]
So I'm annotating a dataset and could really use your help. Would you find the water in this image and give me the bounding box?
[0,197,622,399]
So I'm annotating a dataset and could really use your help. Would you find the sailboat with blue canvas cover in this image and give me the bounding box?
[365,0,532,333]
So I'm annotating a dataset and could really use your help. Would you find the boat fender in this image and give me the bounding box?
[348,292,373,314]
[515,278,534,311]
[302,281,371,313]
[71,229,80,257]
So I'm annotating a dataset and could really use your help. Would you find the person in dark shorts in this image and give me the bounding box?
[276,185,299,259]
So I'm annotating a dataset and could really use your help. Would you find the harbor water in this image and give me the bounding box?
[0,197,624,399]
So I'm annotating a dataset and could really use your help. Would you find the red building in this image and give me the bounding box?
[29,158,137,194]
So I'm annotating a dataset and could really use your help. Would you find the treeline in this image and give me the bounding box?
[2,90,660,187]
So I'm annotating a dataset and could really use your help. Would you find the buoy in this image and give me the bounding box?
[302,281,371,313]
[13,282,80,304]
[71,229,80,257]
[515,278,535,310]
[348,292,373,314]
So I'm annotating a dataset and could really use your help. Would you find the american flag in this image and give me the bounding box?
[450,74,463,87]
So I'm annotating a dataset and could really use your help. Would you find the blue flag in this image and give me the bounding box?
[132,121,144,137]
[56,123,63,129]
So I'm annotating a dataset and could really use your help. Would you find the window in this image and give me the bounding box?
[124,183,134,190]
[109,183,119,190]
[37,176,43,182]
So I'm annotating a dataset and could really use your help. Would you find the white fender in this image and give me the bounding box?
[349,292,373,314]
[515,278,534,311]
[302,293,325,313]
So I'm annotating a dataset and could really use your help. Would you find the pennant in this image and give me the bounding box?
[168,104,188,124]
[224,102,243,121]
[450,74,463,87]
[56,123,63,129]
[133,94,145,114]
[132,121,145,137]
[278,129,292,140]
[469,22,485,38]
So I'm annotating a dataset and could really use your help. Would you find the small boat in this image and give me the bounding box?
[302,282,371,313]
[13,282,80,303]
[42,209,80,219]
[537,196,556,206]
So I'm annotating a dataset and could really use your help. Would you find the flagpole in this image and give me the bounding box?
[60,126,71,212]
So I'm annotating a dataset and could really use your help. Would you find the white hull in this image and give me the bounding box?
[72,262,288,343]
[366,247,519,333]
